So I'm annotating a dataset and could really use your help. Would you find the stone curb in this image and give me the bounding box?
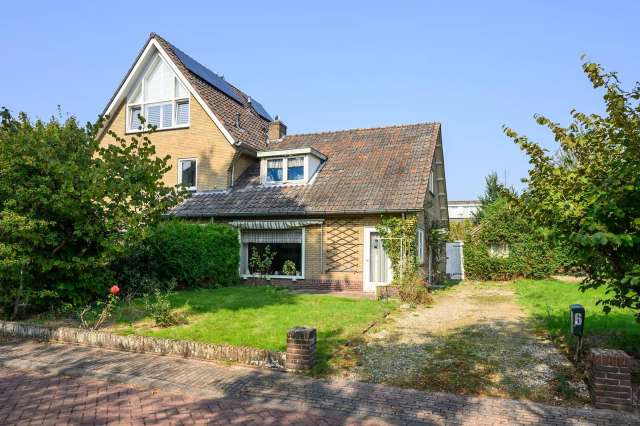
[0,320,286,369]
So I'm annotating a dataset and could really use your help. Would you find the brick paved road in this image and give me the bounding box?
[1,339,638,425]
[0,368,359,425]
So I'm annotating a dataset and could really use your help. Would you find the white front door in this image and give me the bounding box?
[363,227,393,292]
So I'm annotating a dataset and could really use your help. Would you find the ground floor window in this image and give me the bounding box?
[240,229,304,277]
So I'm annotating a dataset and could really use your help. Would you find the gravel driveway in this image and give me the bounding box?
[333,281,589,406]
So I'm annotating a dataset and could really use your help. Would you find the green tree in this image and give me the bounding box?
[504,60,640,319]
[0,108,183,318]
[473,172,514,223]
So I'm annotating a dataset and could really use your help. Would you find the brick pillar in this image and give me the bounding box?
[286,327,316,372]
[589,348,633,411]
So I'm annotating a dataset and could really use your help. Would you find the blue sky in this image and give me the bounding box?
[1,1,638,199]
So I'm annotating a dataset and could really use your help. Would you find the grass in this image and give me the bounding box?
[514,279,640,358]
[110,285,397,373]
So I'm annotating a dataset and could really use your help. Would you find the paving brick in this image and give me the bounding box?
[0,339,638,425]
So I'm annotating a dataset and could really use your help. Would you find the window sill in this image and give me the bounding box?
[241,274,304,280]
[262,180,307,186]
[125,124,190,135]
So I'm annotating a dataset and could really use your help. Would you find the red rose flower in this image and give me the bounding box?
[110,285,120,296]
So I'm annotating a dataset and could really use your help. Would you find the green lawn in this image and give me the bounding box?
[111,286,396,373]
[514,279,640,357]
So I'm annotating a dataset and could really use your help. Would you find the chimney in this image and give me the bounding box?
[268,115,287,140]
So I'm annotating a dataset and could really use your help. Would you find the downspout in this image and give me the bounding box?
[320,221,324,274]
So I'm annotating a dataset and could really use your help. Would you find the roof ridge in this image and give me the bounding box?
[286,121,440,138]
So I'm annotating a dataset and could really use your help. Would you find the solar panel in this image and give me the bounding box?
[249,98,273,121]
[168,43,244,105]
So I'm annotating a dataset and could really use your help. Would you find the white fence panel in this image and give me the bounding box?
[446,241,464,280]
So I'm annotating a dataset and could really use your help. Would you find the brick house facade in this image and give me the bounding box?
[98,33,449,293]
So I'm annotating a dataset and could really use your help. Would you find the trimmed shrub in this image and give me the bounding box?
[114,221,240,293]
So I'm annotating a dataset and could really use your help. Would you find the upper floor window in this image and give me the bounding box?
[428,169,435,194]
[178,158,197,191]
[287,157,305,181]
[257,148,326,185]
[127,55,190,132]
[265,157,306,184]
[266,159,284,183]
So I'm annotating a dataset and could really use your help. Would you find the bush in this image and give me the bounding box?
[462,198,567,280]
[0,108,181,319]
[114,221,240,292]
[397,271,433,305]
[144,289,184,327]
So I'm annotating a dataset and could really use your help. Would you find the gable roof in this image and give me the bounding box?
[172,122,441,217]
[101,33,271,151]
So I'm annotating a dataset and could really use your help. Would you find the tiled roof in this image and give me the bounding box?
[153,34,271,151]
[173,123,441,217]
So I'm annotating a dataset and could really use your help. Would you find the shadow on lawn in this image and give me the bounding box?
[527,308,640,359]
[113,285,298,325]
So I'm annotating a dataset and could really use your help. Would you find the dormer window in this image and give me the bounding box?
[287,157,304,181]
[266,159,284,183]
[127,54,190,132]
[257,147,326,185]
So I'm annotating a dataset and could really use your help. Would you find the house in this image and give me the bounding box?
[98,33,449,293]
[448,200,480,223]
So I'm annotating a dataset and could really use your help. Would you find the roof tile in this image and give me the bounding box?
[174,123,440,217]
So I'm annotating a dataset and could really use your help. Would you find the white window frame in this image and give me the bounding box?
[239,228,306,280]
[265,158,285,183]
[126,55,190,133]
[177,158,197,191]
[416,228,425,265]
[428,169,435,195]
[262,156,307,185]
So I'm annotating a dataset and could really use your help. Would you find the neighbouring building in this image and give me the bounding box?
[448,200,480,223]
[98,33,450,293]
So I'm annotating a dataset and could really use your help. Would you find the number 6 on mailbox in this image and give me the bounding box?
[570,304,585,337]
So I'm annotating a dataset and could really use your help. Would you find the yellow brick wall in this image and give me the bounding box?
[233,153,256,183]
[304,215,387,283]
[99,95,238,191]
[422,130,449,278]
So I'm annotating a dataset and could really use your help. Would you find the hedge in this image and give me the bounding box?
[114,221,240,293]
[461,198,570,281]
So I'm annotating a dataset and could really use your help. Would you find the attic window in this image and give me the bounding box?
[127,55,190,132]
[266,159,283,182]
[265,157,306,184]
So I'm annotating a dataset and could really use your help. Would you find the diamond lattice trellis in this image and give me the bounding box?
[325,219,359,272]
